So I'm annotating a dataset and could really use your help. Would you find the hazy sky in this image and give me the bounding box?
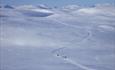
[0,0,115,7]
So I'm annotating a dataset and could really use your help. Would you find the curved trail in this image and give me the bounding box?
[64,59,96,70]
[52,19,93,43]
[51,19,95,70]
[54,54,96,70]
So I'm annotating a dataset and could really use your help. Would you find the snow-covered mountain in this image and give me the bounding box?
[15,5,53,17]
[4,5,14,9]
[0,4,115,70]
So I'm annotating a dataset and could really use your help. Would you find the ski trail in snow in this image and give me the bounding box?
[53,19,86,29]
[50,19,95,70]
[64,58,96,70]
[52,47,96,70]
[51,19,91,30]
[53,53,96,70]
[51,18,93,44]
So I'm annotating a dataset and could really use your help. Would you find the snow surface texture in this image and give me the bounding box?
[0,4,115,70]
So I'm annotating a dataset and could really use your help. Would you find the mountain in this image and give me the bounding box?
[4,5,14,9]
[0,5,2,8]
[16,5,54,17]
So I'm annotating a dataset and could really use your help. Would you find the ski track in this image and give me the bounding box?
[64,58,96,70]
[52,52,96,70]
[51,19,96,70]
[52,19,93,43]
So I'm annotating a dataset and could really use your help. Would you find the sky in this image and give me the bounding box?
[0,0,115,7]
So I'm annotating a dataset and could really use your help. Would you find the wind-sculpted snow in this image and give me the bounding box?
[0,4,115,70]
[16,5,53,17]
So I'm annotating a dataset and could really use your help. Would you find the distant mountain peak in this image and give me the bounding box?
[16,5,53,17]
[4,5,14,9]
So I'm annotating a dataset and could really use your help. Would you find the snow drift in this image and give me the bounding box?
[16,5,54,17]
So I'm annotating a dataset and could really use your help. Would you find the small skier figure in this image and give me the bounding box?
[57,54,59,56]
[63,56,67,59]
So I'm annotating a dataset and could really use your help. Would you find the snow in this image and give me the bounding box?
[0,4,115,70]
[16,5,53,17]
[98,25,115,31]
[77,8,100,14]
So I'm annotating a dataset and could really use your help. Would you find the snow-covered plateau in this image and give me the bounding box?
[0,4,115,70]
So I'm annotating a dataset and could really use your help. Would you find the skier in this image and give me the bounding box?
[63,56,67,59]
[56,54,59,56]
